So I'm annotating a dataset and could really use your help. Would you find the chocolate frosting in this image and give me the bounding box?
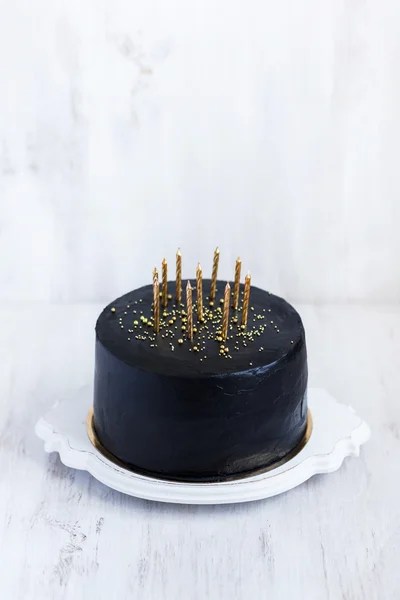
[93,280,308,481]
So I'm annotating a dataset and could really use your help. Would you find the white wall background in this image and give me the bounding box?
[1,0,399,304]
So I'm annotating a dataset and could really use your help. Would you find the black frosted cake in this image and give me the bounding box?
[92,253,308,482]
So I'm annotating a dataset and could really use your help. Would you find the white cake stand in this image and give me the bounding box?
[35,388,370,505]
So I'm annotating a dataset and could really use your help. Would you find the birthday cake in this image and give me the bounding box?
[92,249,309,482]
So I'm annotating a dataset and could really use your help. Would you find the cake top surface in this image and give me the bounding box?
[96,279,305,378]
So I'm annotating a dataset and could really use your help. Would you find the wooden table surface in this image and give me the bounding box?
[0,303,399,600]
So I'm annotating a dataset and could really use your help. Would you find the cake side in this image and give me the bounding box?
[93,280,308,481]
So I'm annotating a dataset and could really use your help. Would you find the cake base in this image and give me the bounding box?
[35,387,370,504]
[86,406,313,483]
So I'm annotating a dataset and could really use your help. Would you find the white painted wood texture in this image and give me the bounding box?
[0,304,399,599]
[1,0,400,304]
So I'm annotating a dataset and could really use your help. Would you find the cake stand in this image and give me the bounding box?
[35,388,370,505]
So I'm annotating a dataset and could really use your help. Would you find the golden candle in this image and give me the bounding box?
[241,272,251,328]
[176,248,182,304]
[196,262,203,321]
[162,258,168,308]
[186,280,193,340]
[153,268,160,333]
[222,282,230,340]
[232,257,241,309]
[209,246,220,300]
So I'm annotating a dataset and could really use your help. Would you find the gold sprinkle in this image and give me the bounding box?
[111,307,116,313]
[178,338,183,344]
[142,318,148,324]
[193,327,197,333]
[169,319,174,325]
[133,320,138,325]
[168,294,172,300]
[193,346,198,352]
[209,301,214,307]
